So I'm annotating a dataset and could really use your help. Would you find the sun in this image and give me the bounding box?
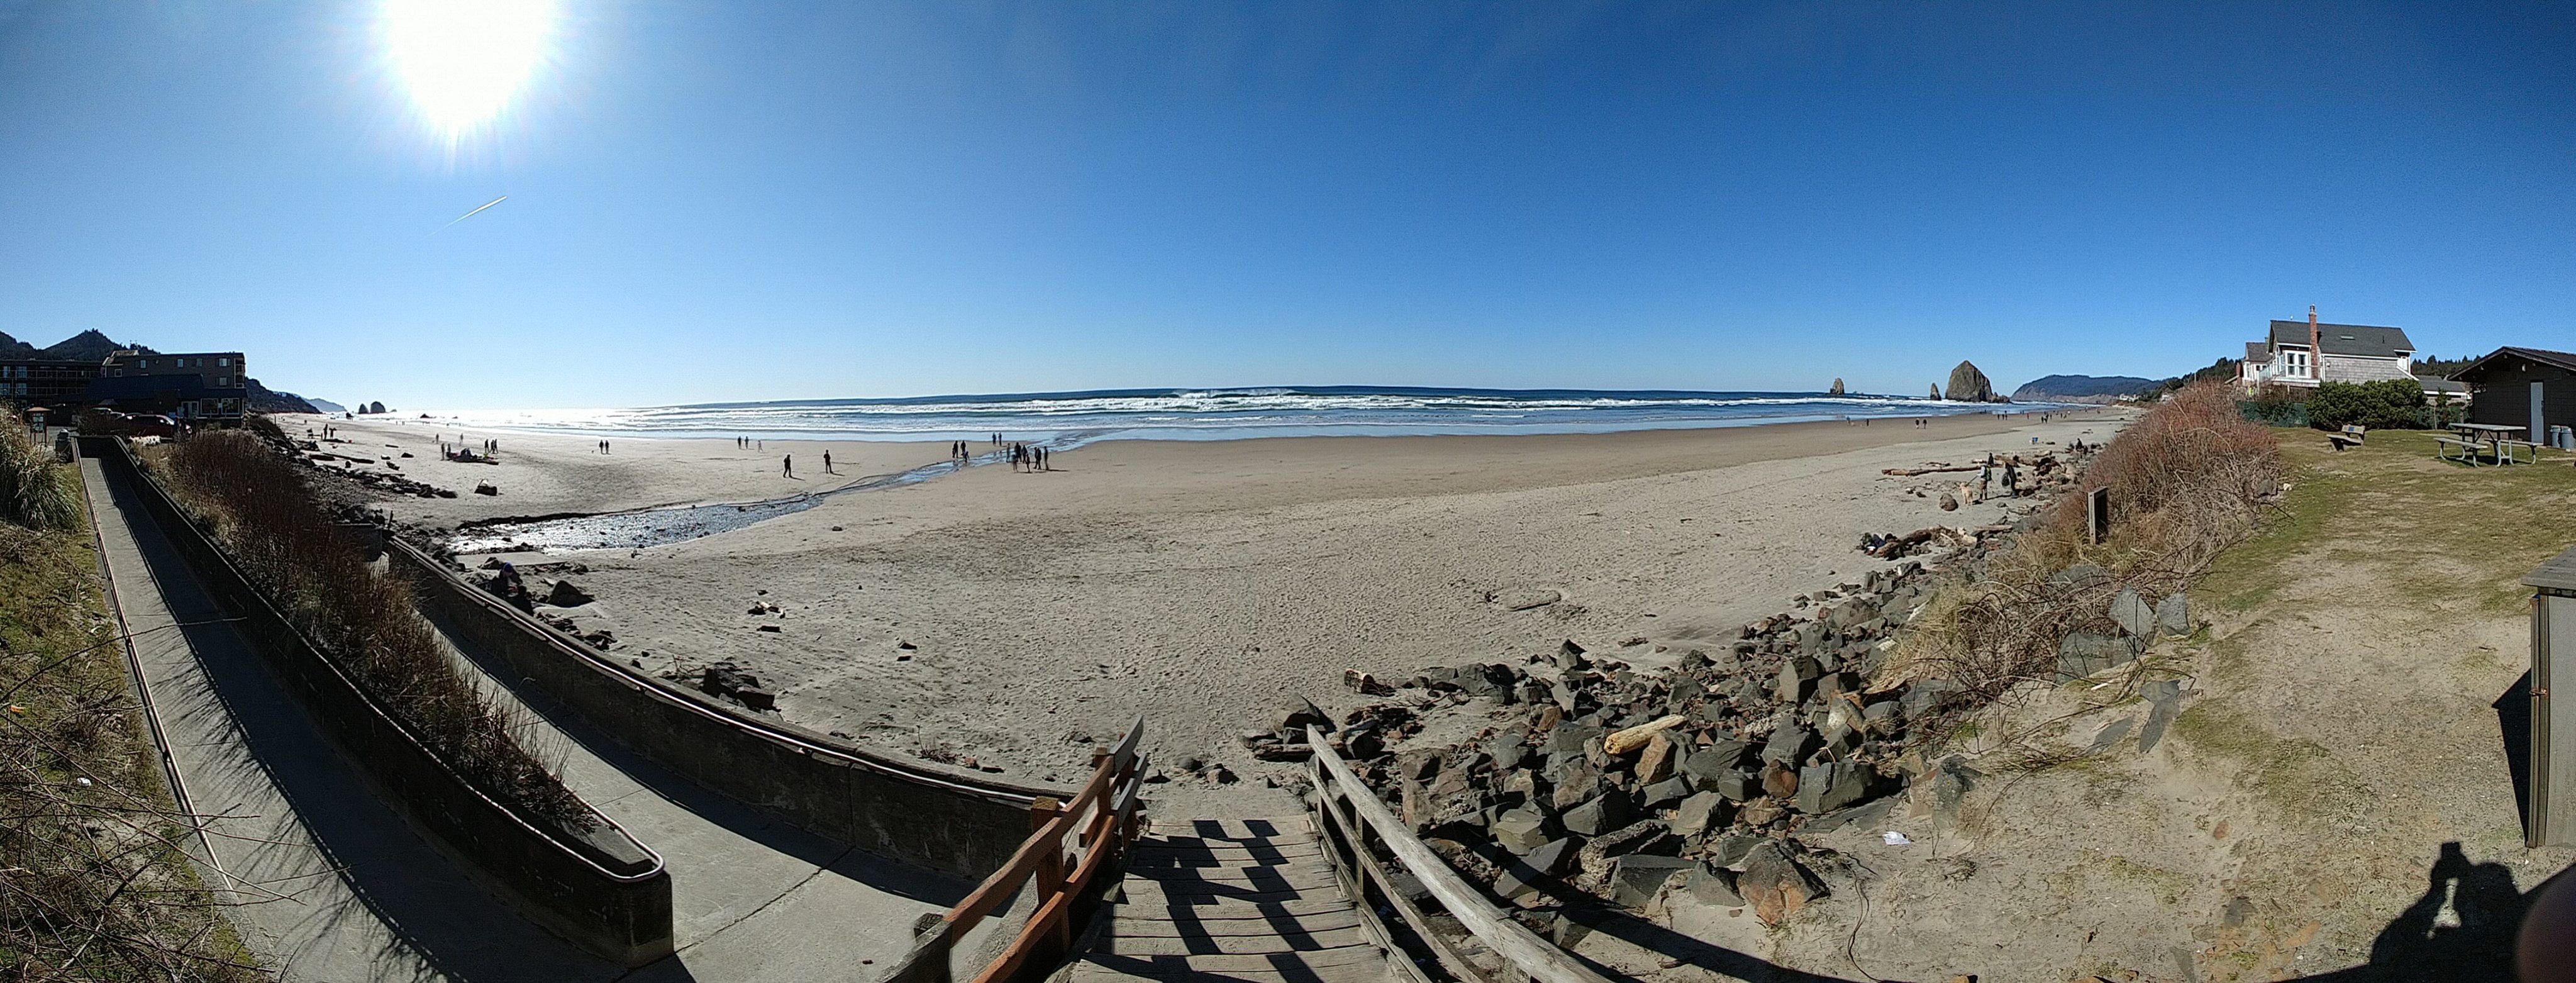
[382,0,560,136]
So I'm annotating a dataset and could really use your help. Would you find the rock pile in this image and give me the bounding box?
[1326,560,1963,928]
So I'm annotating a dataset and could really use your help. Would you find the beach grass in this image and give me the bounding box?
[0,464,263,980]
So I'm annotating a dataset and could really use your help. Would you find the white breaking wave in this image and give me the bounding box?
[416,387,2050,442]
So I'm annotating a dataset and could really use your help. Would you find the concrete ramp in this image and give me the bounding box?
[80,457,621,982]
[418,609,964,980]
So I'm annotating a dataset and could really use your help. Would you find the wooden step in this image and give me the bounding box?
[1095,925,1378,957]
[1130,841,1326,862]
[1074,945,1387,975]
[1104,910,1363,938]
[1108,891,1357,918]
[1119,868,1340,894]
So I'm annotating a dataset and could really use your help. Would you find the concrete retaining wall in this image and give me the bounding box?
[84,436,675,965]
[390,538,1060,879]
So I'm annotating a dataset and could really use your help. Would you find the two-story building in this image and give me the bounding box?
[2238,308,2421,392]
[0,358,103,408]
[88,350,249,421]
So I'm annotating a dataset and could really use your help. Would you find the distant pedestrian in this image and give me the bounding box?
[823,450,833,474]
[782,454,794,478]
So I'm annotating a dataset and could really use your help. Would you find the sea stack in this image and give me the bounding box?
[1928,382,1941,399]
[1829,378,1845,395]
[1945,361,1996,402]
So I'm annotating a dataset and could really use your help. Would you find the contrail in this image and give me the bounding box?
[434,196,508,233]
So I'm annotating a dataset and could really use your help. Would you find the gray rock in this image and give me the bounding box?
[545,579,594,607]
[1795,760,1871,814]
[2138,678,2185,752]
[1898,679,1960,720]
[1674,791,1727,836]
[1548,757,1603,811]
[1685,864,1744,907]
[1738,841,1828,925]
[2048,563,2114,592]
[1774,657,1819,703]
[1713,769,1759,803]
[1609,855,1694,908]
[2057,631,2145,681]
[1488,736,1528,772]
[2156,592,2191,637]
[1642,776,1693,809]
[1945,360,1995,402]
[1496,837,1579,901]
[1761,724,1812,765]
[1562,792,1632,836]
[1545,725,1601,760]
[2110,588,2155,637]
[1861,700,1901,734]
[1491,806,1555,854]
[1494,587,1561,611]
[1707,832,1763,869]
[1553,639,1588,672]
[1683,741,1747,783]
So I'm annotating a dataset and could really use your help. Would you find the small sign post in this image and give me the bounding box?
[2525,545,2576,847]
[2086,487,2109,545]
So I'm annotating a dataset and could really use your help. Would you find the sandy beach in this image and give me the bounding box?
[294,410,2128,814]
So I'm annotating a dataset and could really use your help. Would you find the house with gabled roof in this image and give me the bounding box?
[2238,307,2420,391]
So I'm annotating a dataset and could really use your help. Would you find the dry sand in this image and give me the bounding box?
[306,409,2131,818]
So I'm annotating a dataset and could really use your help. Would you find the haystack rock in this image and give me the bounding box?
[1944,361,1996,402]
[1928,382,1941,399]
[1829,378,1845,395]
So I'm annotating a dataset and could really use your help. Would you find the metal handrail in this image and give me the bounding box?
[1306,724,1615,983]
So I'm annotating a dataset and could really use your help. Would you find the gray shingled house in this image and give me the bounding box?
[2237,307,2420,392]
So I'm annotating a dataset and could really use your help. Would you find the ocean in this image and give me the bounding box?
[430,386,2054,444]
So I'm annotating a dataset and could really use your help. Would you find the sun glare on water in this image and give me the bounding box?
[382,0,559,136]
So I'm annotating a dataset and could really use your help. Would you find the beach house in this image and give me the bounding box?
[2237,308,2420,392]
[88,349,249,423]
[2448,347,2576,446]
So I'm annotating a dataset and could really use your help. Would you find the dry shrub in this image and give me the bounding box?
[0,409,79,531]
[157,431,592,830]
[1897,382,2283,703]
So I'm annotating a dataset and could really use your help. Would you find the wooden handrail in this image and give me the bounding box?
[1306,725,1615,983]
[880,718,1146,983]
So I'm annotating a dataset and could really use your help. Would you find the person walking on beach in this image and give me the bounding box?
[823,450,833,475]
[782,454,794,478]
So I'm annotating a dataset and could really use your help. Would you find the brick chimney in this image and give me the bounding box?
[2318,307,2339,380]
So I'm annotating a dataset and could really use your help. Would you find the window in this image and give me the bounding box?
[216,376,230,387]
[218,357,230,367]
[2281,349,2312,377]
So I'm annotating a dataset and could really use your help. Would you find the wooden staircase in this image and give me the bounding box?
[1063,817,1397,983]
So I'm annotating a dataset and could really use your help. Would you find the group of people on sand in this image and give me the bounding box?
[441,437,497,462]
[1011,443,1048,472]
[736,436,763,450]
[778,450,836,478]
[596,439,611,453]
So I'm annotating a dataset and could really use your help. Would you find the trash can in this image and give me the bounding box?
[2553,425,2573,451]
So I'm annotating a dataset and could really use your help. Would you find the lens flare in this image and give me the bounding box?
[382,0,558,136]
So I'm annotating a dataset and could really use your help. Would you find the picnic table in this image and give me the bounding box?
[2440,423,2539,466]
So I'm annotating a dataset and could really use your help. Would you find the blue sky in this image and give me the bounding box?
[1,1,2569,409]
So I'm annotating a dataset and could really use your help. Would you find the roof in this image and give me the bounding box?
[2245,342,2270,362]
[2448,345,2576,380]
[2267,320,2414,357]
[2529,541,2576,594]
